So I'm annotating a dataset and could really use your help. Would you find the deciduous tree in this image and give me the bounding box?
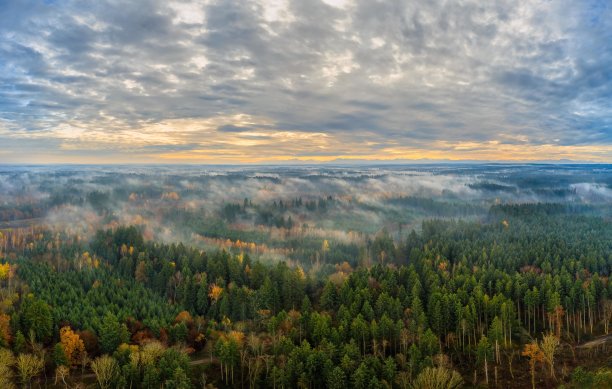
[59,326,86,367]
[409,366,463,389]
[16,353,44,389]
[540,333,559,380]
[91,355,119,389]
[522,342,544,389]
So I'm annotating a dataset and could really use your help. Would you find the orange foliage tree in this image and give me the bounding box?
[522,341,544,389]
[60,326,86,367]
[175,311,193,325]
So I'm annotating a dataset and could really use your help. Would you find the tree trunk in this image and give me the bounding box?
[484,355,489,385]
[496,340,500,364]
[495,366,498,388]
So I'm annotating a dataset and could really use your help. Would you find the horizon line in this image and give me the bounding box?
[1,160,610,167]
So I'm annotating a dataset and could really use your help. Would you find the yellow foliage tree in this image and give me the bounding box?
[0,263,10,280]
[16,353,44,388]
[540,333,559,380]
[209,284,223,303]
[228,330,245,346]
[140,341,165,365]
[91,355,119,389]
[409,366,463,389]
[322,240,330,262]
[296,266,306,280]
[0,348,16,389]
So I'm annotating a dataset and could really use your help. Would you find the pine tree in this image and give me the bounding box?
[327,366,346,389]
[99,313,128,354]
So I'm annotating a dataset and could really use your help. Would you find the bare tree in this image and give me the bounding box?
[603,300,612,335]
[55,365,70,389]
[16,353,44,389]
[91,355,119,389]
[540,333,560,380]
[0,348,16,389]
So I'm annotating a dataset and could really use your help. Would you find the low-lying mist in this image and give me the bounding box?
[1,164,610,264]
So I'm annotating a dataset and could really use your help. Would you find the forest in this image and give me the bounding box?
[0,164,610,388]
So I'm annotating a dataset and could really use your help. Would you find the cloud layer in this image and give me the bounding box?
[0,0,611,163]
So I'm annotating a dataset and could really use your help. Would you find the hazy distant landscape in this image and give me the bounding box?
[0,164,610,388]
[2,164,610,264]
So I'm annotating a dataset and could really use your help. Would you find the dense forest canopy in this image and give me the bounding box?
[0,164,611,388]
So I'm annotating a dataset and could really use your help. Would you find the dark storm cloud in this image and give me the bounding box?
[0,0,610,162]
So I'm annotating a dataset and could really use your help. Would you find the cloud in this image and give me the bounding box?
[217,125,252,133]
[0,0,610,163]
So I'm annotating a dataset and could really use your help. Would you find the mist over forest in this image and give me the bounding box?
[2,164,610,264]
[0,164,611,389]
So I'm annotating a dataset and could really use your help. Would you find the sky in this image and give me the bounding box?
[0,0,611,164]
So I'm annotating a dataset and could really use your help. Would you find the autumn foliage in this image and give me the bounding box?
[0,314,11,346]
[209,284,223,302]
[522,342,544,389]
[59,326,86,367]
